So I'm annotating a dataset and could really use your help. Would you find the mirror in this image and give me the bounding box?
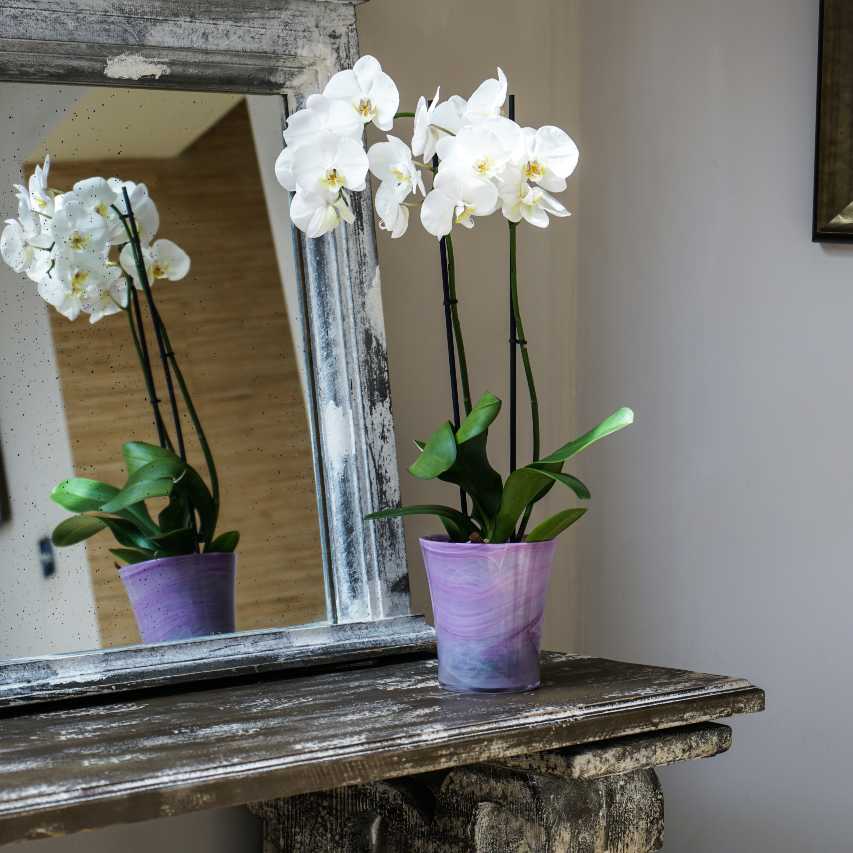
[0,83,328,659]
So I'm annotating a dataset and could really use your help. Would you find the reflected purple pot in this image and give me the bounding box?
[420,536,557,693]
[118,552,236,643]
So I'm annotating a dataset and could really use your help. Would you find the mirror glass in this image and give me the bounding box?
[0,83,327,659]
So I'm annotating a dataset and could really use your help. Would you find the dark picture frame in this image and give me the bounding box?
[813,0,853,241]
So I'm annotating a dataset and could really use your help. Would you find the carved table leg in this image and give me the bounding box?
[250,723,731,853]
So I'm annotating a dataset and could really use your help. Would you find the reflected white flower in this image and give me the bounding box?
[52,199,109,256]
[420,169,499,238]
[291,132,369,197]
[39,250,124,322]
[27,156,54,217]
[0,219,51,281]
[323,55,399,131]
[516,126,579,192]
[368,135,424,197]
[374,181,410,239]
[107,179,159,244]
[120,238,190,286]
[290,189,355,238]
[68,177,123,240]
[499,167,569,227]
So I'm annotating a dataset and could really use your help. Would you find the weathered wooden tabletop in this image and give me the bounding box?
[0,652,764,845]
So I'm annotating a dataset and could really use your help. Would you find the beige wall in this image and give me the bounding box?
[359,0,582,650]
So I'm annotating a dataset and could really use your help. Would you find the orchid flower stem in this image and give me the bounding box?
[126,285,172,452]
[393,111,415,119]
[445,235,471,415]
[509,221,540,541]
[120,190,187,465]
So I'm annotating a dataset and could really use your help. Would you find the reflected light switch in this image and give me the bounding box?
[39,537,56,579]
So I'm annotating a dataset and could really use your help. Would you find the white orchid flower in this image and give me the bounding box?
[108,179,160,244]
[516,126,579,192]
[68,177,123,240]
[368,135,425,197]
[291,132,369,197]
[420,169,499,238]
[39,250,123,322]
[0,219,52,281]
[462,68,508,125]
[499,168,570,227]
[290,189,355,238]
[276,97,365,191]
[437,118,522,183]
[120,238,190,286]
[85,278,129,324]
[374,181,410,239]
[323,55,399,132]
[26,156,54,217]
[52,199,109,256]
[278,103,361,192]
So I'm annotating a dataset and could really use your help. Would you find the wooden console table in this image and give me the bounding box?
[0,652,763,851]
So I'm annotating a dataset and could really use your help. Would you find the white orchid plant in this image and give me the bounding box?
[1,161,238,564]
[278,56,634,543]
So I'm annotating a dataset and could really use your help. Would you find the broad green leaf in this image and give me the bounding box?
[151,526,197,556]
[97,516,155,551]
[525,508,587,542]
[365,504,473,542]
[491,468,554,543]
[159,492,192,534]
[527,466,591,500]
[409,421,457,480]
[539,407,634,465]
[126,457,186,487]
[456,392,502,444]
[208,530,240,553]
[436,432,503,527]
[100,478,175,513]
[51,478,119,513]
[122,441,179,477]
[109,547,155,565]
[51,515,107,547]
[176,465,216,545]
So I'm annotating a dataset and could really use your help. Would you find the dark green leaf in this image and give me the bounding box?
[437,432,503,527]
[527,466,591,500]
[539,407,634,465]
[175,465,216,545]
[51,478,119,513]
[122,441,179,477]
[109,547,155,565]
[208,530,240,553]
[456,392,502,444]
[100,478,175,513]
[51,515,107,547]
[365,504,473,542]
[408,421,457,480]
[150,526,197,556]
[525,508,588,542]
[159,492,192,534]
[126,457,185,487]
[96,515,155,551]
[491,468,554,543]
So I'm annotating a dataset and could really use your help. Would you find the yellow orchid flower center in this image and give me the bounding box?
[322,168,345,191]
[357,98,376,119]
[34,196,47,210]
[455,204,476,224]
[95,201,111,218]
[524,160,545,181]
[151,262,167,278]
[391,166,409,183]
[68,231,90,251]
[474,157,495,177]
[70,269,89,295]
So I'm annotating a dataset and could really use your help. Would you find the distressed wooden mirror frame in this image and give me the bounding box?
[0,0,432,709]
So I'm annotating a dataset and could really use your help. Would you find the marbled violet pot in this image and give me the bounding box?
[420,536,557,693]
[119,552,236,643]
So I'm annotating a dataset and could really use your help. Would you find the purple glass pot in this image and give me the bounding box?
[420,536,557,693]
[119,552,236,643]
